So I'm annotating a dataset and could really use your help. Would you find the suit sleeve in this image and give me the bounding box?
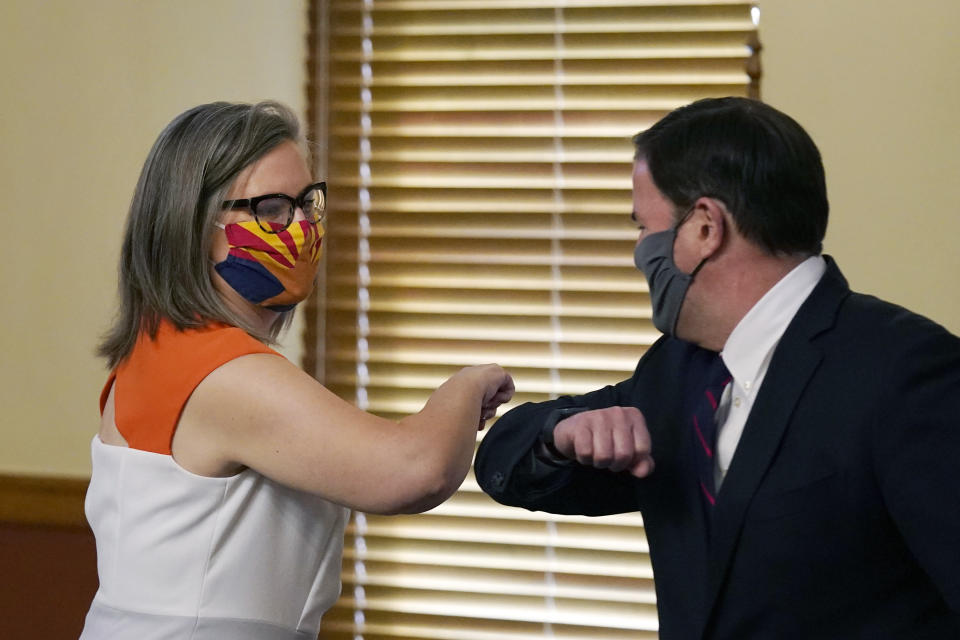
[873,315,960,613]
[475,337,677,516]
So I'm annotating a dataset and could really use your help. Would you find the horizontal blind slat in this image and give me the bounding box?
[321,607,660,640]
[333,0,751,8]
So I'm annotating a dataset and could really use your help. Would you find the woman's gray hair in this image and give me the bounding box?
[98,101,304,368]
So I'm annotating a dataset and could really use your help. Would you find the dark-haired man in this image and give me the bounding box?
[475,97,960,639]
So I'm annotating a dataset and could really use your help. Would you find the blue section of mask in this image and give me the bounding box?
[215,255,284,304]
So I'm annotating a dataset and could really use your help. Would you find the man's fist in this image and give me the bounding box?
[552,406,654,478]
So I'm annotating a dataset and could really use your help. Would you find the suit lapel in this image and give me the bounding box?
[697,257,850,635]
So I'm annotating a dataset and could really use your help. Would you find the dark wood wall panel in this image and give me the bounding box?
[0,475,96,639]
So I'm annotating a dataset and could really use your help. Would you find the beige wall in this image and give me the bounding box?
[0,0,308,477]
[2,1,958,478]
[761,0,960,334]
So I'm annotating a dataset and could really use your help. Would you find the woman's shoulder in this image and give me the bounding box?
[120,317,283,374]
[107,317,289,456]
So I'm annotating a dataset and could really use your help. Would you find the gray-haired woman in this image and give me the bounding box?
[79,101,514,640]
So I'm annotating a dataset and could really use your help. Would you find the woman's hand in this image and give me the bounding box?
[457,364,515,429]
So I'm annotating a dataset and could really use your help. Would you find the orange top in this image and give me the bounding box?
[100,319,281,455]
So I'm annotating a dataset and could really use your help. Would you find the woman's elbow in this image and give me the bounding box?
[370,457,466,515]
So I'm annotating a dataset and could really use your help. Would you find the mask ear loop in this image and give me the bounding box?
[665,252,708,337]
[670,205,709,278]
[690,256,709,278]
[672,205,696,232]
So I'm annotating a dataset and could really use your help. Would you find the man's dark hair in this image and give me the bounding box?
[633,97,828,255]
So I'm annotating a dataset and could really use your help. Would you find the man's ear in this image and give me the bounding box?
[690,196,727,260]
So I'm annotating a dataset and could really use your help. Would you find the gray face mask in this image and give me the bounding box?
[633,213,707,336]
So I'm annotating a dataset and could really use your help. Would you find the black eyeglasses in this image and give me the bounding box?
[221,181,326,234]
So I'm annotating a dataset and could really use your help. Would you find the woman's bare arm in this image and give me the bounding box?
[172,354,514,514]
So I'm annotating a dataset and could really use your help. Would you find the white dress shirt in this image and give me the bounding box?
[715,256,826,489]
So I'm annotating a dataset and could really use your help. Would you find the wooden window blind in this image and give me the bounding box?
[308,1,759,638]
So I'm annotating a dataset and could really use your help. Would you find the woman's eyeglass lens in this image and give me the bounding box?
[224,182,326,234]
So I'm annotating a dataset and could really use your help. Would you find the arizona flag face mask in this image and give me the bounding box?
[214,219,324,311]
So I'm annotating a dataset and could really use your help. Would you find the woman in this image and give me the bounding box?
[80,101,514,639]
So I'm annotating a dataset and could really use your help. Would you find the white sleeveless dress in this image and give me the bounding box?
[79,437,349,640]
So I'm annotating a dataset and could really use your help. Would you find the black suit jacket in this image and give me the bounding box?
[475,259,960,639]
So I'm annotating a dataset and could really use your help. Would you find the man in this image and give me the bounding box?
[475,97,960,639]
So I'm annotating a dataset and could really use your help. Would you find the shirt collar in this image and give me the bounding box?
[721,256,826,389]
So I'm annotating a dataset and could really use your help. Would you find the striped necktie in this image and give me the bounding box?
[691,353,731,508]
